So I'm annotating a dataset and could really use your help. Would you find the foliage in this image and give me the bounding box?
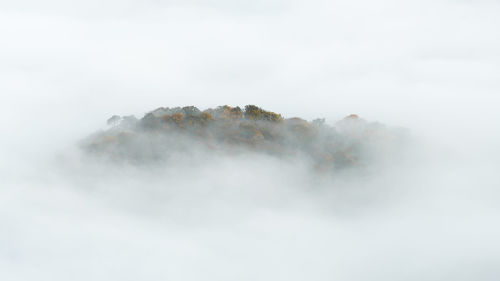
[201,112,214,121]
[172,112,184,124]
[244,105,283,122]
[87,105,403,170]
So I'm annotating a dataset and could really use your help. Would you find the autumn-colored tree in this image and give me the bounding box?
[172,112,184,124]
[201,112,214,121]
[229,106,243,120]
[91,104,395,170]
[244,105,261,120]
[244,105,283,122]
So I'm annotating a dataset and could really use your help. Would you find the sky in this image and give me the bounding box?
[1,0,499,280]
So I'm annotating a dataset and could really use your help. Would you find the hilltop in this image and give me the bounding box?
[83,105,405,169]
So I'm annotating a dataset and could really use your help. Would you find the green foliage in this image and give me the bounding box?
[229,106,243,120]
[212,105,242,120]
[244,105,260,120]
[182,106,201,117]
[244,105,283,122]
[141,112,160,129]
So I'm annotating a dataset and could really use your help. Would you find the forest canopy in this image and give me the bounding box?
[85,105,406,170]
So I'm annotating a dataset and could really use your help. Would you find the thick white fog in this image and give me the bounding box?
[1,0,500,280]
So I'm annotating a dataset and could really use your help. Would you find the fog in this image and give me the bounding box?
[1,0,500,280]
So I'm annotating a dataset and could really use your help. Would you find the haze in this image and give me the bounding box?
[1,0,499,280]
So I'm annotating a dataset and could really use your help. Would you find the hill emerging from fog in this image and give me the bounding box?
[83,105,407,169]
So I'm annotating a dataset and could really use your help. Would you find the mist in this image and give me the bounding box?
[1,0,500,280]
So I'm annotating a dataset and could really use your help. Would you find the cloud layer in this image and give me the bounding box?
[1,0,499,280]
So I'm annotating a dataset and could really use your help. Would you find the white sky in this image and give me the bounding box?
[1,0,499,147]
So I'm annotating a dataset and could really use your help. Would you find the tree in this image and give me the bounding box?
[244,105,261,120]
[229,106,243,120]
[172,112,184,124]
[140,113,160,129]
[182,106,201,117]
[107,115,121,126]
[244,105,283,122]
[201,112,214,122]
